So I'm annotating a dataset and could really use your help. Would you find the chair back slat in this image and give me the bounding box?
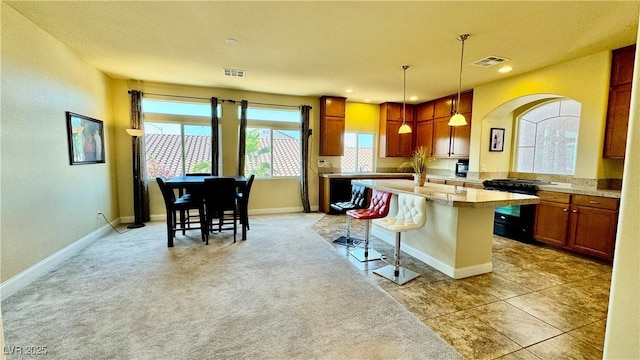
[156,177,176,205]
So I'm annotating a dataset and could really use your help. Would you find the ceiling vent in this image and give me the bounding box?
[223,68,246,78]
[471,56,509,67]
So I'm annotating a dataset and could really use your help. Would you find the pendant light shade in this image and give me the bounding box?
[449,34,470,127]
[398,65,412,134]
[398,123,412,134]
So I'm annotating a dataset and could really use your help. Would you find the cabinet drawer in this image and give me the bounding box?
[537,191,570,203]
[572,195,619,210]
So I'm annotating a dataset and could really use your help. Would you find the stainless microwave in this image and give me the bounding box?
[455,160,469,177]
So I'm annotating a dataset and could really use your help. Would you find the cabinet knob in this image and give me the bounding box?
[588,200,600,204]
[572,209,578,213]
[563,208,568,212]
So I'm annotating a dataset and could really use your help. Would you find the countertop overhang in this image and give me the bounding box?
[353,179,540,208]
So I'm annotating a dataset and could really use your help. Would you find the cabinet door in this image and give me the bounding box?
[323,97,346,117]
[456,91,474,114]
[415,120,434,156]
[320,116,345,156]
[568,206,617,260]
[385,120,413,157]
[450,112,472,157]
[386,103,403,121]
[534,201,570,246]
[434,97,454,118]
[611,45,636,86]
[416,102,435,122]
[603,83,632,159]
[432,118,452,157]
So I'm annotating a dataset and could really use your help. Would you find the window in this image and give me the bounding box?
[142,99,221,179]
[242,106,301,178]
[341,132,374,172]
[515,99,580,175]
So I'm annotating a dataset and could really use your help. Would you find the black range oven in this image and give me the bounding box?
[482,179,549,243]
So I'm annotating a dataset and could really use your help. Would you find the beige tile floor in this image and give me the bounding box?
[312,214,612,360]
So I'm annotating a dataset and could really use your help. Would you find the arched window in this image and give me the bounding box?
[515,99,580,175]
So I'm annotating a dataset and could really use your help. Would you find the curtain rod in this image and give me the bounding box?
[129,90,305,109]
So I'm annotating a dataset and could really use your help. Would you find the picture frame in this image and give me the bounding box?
[489,127,505,152]
[66,111,105,165]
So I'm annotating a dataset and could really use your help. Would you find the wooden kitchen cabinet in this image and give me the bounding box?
[319,96,346,156]
[603,45,635,159]
[534,191,619,260]
[534,191,571,246]
[431,91,473,158]
[415,101,435,155]
[379,102,414,157]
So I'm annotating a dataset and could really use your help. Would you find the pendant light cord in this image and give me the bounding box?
[402,65,409,124]
[456,34,469,113]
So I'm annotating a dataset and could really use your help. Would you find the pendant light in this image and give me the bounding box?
[398,65,412,134]
[449,34,470,127]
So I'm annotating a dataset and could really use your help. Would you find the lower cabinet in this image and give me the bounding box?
[534,191,619,260]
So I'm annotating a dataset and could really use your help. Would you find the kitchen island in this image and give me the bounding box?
[352,179,539,279]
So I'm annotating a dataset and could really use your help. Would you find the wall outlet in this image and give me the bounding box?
[317,159,327,168]
[481,164,487,171]
[97,211,103,219]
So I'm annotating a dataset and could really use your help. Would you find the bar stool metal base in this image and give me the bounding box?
[333,236,361,247]
[373,265,420,285]
[349,247,382,262]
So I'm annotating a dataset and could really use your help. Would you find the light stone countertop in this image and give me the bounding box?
[352,179,540,208]
[319,172,413,179]
[536,183,621,198]
[425,175,621,199]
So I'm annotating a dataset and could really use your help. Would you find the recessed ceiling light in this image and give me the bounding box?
[345,89,354,93]
[225,38,238,45]
[363,98,371,103]
[498,65,513,73]
[409,96,418,101]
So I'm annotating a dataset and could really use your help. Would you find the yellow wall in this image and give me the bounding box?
[471,51,625,180]
[1,4,118,281]
[603,28,640,359]
[112,81,320,219]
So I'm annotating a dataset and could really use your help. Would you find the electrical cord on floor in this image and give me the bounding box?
[98,212,131,234]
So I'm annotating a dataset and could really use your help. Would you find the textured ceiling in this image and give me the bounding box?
[6,1,639,104]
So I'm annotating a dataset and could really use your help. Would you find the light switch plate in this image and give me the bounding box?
[317,160,326,168]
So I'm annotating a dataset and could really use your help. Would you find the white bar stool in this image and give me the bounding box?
[373,193,427,285]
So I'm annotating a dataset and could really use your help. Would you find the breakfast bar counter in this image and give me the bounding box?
[352,179,540,279]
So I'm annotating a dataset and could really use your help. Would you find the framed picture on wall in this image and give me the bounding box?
[66,111,105,165]
[489,127,505,152]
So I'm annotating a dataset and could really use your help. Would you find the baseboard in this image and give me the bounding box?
[373,229,493,279]
[1,221,119,301]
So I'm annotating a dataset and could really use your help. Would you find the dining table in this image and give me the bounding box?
[165,175,249,240]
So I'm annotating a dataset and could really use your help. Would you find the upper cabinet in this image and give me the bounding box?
[379,102,414,157]
[603,45,635,159]
[430,90,473,158]
[415,102,435,156]
[319,96,346,156]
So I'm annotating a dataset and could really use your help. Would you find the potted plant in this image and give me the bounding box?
[400,146,432,186]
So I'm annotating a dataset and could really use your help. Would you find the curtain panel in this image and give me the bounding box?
[210,97,220,176]
[129,90,150,224]
[300,105,312,213]
[237,100,248,176]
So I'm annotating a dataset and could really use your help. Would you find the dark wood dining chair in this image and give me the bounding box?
[156,177,206,247]
[236,174,255,231]
[203,177,238,244]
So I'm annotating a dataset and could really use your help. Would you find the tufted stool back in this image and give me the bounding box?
[348,189,391,220]
[375,193,426,232]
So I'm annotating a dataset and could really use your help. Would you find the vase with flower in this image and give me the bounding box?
[400,146,433,186]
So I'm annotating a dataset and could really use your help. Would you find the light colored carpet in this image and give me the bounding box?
[2,213,461,359]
